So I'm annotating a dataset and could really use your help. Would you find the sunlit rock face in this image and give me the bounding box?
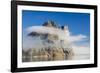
[22,21,74,62]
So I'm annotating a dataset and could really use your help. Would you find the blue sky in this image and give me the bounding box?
[22,10,90,49]
[22,10,90,36]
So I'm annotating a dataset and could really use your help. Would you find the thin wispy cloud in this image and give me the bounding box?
[27,26,70,37]
[69,34,87,42]
[27,26,88,43]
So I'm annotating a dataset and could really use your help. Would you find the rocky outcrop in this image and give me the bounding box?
[22,21,74,62]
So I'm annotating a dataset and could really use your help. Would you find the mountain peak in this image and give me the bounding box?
[43,20,57,28]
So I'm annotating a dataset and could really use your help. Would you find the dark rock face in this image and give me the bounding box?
[43,21,58,28]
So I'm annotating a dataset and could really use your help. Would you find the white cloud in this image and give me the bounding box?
[72,45,90,55]
[27,26,88,43]
[69,34,87,42]
[69,34,90,56]
[27,26,70,40]
[71,45,90,60]
[23,25,90,60]
[24,26,90,53]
